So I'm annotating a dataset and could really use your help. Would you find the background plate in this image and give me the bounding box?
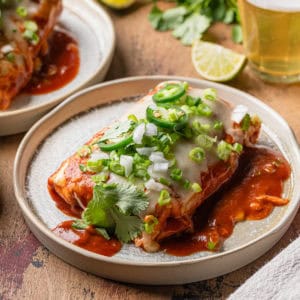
[0,0,115,136]
[14,76,300,285]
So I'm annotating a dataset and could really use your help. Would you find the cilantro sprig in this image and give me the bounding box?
[73,183,149,243]
[148,0,242,45]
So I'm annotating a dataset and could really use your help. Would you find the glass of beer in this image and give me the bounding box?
[238,0,300,83]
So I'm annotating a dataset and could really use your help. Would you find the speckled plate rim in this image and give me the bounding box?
[13,76,300,278]
[0,0,115,122]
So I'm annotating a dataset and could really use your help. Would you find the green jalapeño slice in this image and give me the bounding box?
[146,106,188,131]
[98,120,134,151]
[153,83,185,104]
[99,134,133,151]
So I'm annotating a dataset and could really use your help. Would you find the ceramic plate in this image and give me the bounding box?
[14,76,300,285]
[0,0,115,136]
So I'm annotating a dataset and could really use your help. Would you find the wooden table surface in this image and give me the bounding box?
[1,2,299,299]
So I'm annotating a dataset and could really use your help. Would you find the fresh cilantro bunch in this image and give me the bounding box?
[73,183,149,243]
[148,0,242,45]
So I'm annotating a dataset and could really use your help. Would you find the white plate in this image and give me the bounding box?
[14,76,300,285]
[0,0,115,136]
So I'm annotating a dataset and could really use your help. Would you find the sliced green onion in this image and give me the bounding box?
[159,177,171,186]
[232,143,243,154]
[128,114,138,123]
[207,240,217,250]
[16,6,27,17]
[144,215,159,234]
[217,141,233,161]
[182,81,189,91]
[195,134,216,150]
[183,179,190,189]
[203,88,217,101]
[77,145,92,157]
[24,20,38,32]
[191,182,202,193]
[23,30,39,45]
[189,147,205,163]
[158,189,171,206]
[6,52,15,62]
[183,127,193,139]
[186,95,201,106]
[196,103,213,117]
[213,120,223,130]
[86,160,104,173]
[79,164,87,172]
[170,168,183,181]
[109,161,125,176]
[91,173,109,184]
[192,121,211,134]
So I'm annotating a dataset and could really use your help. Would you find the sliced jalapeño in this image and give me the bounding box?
[146,106,188,131]
[98,134,133,151]
[153,83,185,104]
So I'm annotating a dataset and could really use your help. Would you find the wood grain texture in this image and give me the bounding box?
[0,1,299,299]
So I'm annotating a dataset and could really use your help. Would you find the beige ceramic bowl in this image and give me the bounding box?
[14,76,300,285]
[0,0,115,136]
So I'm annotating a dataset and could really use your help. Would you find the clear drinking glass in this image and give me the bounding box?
[238,0,300,83]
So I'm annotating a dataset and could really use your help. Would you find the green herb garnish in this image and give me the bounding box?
[148,0,241,45]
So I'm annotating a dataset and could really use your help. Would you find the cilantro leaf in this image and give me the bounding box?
[115,183,149,215]
[95,228,110,240]
[172,14,211,46]
[72,219,89,230]
[149,5,187,31]
[110,207,144,243]
[148,0,241,44]
[82,185,116,228]
[80,182,149,243]
[161,6,187,30]
[148,5,163,30]
[212,0,226,21]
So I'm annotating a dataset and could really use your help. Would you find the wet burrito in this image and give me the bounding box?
[48,81,261,252]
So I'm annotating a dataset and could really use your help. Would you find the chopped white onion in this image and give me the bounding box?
[231,105,248,124]
[153,162,169,172]
[89,152,109,161]
[147,165,167,179]
[136,147,156,156]
[1,44,14,54]
[145,123,158,137]
[145,178,165,192]
[133,123,145,144]
[120,155,133,177]
[149,151,168,164]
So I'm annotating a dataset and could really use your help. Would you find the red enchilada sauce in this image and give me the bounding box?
[52,147,290,257]
[53,221,121,257]
[161,147,290,255]
[24,30,79,94]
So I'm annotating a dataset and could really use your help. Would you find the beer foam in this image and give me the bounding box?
[247,0,300,12]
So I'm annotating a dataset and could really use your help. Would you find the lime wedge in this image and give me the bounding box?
[100,0,135,9]
[192,41,246,82]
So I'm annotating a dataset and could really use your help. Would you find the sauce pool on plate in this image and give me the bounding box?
[52,146,290,257]
[24,30,80,95]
